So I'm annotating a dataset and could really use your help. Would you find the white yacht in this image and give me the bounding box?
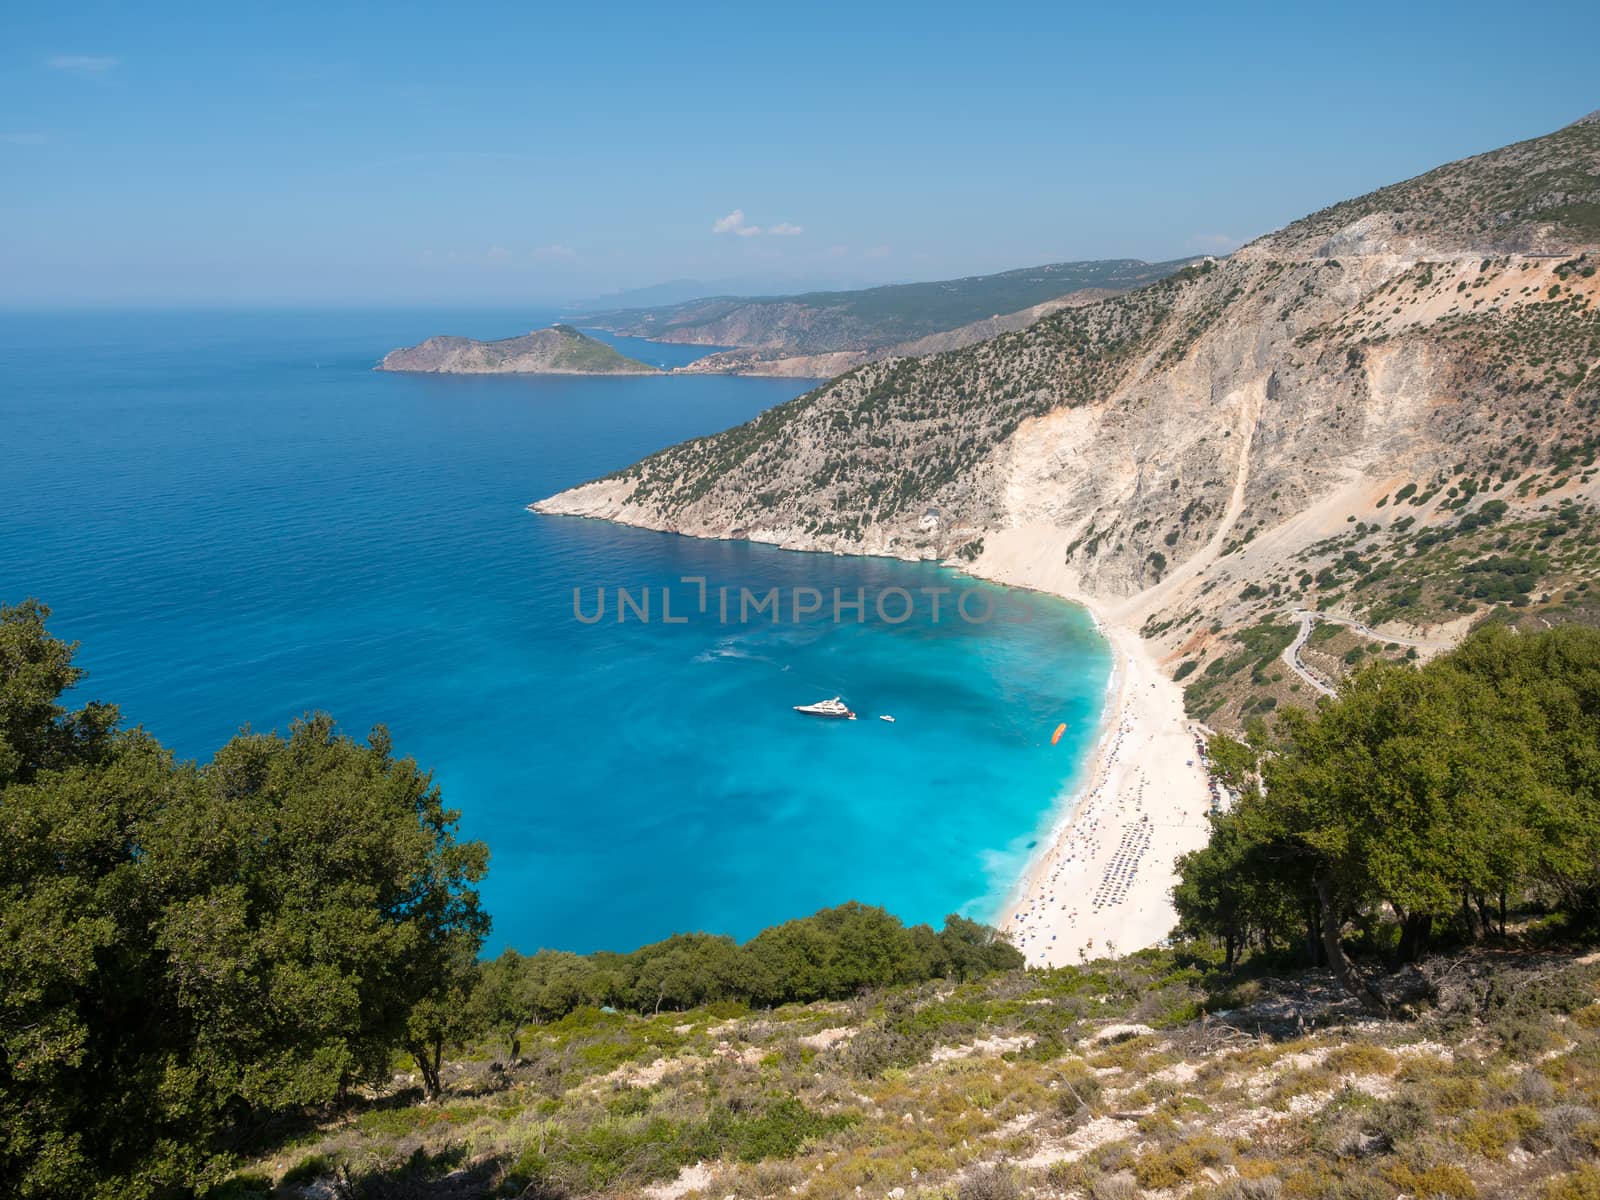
[794,696,856,720]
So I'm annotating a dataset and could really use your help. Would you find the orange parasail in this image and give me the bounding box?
[1050,723,1066,745]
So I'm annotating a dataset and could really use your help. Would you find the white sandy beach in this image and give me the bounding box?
[968,529,1218,967]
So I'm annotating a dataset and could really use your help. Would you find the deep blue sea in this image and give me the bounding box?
[0,309,1110,954]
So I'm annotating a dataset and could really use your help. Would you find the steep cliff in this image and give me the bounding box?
[536,113,1600,727]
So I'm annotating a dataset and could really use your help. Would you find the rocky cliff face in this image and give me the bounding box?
[378,325,657,374]
[535,114,1600,724]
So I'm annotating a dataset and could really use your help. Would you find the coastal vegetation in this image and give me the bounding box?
[0,600,489,1196]
[213,942,1600,1200]
[10,602,1600,1199]
[1175,624,1600,988]
[0,603,1016,1199]
[471,904,1021,1045]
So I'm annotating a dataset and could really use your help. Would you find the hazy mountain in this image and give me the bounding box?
[574,259,1197,373]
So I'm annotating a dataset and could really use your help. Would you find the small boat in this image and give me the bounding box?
[794,696,856,720]
[879,714,895,723]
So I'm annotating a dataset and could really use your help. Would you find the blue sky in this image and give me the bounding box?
[4,0,1597,306]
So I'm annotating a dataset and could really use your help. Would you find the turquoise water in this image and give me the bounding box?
[0,310,1110,954]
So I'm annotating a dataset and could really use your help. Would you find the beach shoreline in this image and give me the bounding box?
[962,535,1216,967]
[993,617,1123,919]
[531,496,1215,964]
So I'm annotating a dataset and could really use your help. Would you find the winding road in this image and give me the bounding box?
[1280,609,1443,697]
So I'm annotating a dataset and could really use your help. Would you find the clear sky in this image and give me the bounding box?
[4,0,1597,307]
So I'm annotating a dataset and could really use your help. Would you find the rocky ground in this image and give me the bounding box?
[221,942,1600,1199]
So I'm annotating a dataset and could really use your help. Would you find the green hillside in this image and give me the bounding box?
[579,258,1197,353]
[542,325,656,372]
[753,260,1198,337]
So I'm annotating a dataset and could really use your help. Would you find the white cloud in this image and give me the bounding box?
[46,55,118,74]
[863,244,891,259]
[532,243,577,259]
[0,132,46,145]
[712,209,804,237]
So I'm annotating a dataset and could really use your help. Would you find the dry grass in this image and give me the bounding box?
[215,947,1600,1200]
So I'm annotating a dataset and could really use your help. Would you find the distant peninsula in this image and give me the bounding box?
[573,258,1197,376]
[376,324,658,375]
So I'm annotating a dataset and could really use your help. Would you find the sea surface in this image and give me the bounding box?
[0,309,1110,954]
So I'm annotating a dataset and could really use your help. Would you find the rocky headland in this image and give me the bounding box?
[377,324,658,375]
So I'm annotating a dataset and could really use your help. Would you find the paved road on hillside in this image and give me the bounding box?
[1283,611,1338,696]
[1279,609,1442,697]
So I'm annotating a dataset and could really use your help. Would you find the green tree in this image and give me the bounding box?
[1173,812,1253,970]
[1174,624,1600,1003]
[815,901,924,993]
[405,938,482,1099]
[0,599,117,788]
[744,918,837,1005]
[470,950,534,1061]
[626,933,749,1013]
[0,604,489,1196]
[936,913,1024,981]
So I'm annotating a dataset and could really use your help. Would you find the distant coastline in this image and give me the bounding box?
[571,257,1197,377]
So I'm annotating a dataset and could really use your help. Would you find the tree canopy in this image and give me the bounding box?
[0,601,1023,1197]
[1175,623,1600,995]
[0,602,489,1198]
[464,904,1023,1064]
